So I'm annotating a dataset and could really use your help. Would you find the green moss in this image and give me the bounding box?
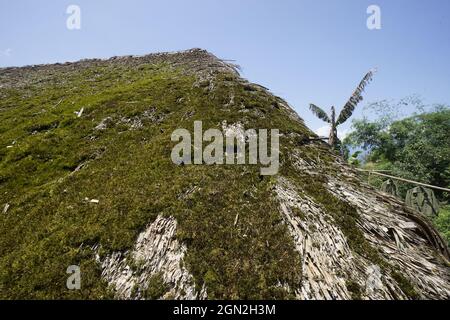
[0,59,306,299]
[282,166,386,267]
[434,205,450,247]
[280,153,426,300]
[2,53,423,300]
[345,280,362,300]
[292,207,306,220]
[144,272,169,300]
[391,270,419,300]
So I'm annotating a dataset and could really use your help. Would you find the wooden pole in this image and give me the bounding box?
[356,169,450,192]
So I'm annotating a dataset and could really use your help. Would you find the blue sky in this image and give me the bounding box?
[1,0,449,135]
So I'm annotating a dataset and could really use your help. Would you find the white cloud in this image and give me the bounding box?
[314,125,349,140]
[337,128,350,140]
[315,125,330,138]
[1,48,12,57]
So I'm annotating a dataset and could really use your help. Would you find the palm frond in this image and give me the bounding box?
[309,104,330,123]
[336,68,376,126]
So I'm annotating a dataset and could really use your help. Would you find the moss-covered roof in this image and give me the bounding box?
[0,49,448,299]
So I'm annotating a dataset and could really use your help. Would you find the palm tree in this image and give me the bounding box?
[309,69,376,148]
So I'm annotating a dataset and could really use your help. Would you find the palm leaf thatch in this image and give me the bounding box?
[336,69,376,126]
[309,104,330,123]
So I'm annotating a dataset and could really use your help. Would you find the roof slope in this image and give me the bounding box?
[0,49,448,299]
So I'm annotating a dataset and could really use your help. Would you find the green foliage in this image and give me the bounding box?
[344,101,450,259]
[434,205,450,247]
[347,151,362,166]
[344,106,450,200]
